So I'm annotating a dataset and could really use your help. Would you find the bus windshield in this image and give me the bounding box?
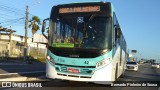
[49,13,112,49]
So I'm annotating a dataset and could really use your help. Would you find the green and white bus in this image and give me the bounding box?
[42,1,127,84]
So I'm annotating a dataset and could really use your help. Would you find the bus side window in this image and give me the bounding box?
[113,12,121,46]
[115,27,121,45]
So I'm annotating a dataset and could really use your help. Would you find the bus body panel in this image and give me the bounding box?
[46,57,113,84]
[111,45,125,80]
[46,45,125,84]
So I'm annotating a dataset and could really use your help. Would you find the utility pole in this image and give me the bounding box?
[9,30,12,57]
[24,5,28,63]
[9,26,12,57]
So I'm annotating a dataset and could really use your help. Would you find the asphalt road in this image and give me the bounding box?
[0,62,46,78]
[0,63,45,74]
[1,63,160,90]
[122,63,160,81]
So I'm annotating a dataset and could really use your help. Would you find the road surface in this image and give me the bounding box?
[1,63,160,90]
[0,63,45,74]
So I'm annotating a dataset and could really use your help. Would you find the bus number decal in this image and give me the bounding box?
[84,61,89,64]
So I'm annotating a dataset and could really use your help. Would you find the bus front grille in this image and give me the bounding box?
[58,67,94,74]
[61,67,67,72]
[56,63,96,68]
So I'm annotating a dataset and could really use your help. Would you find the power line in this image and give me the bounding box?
[0,17,25,26]
[0,4,40,21]
[0,6,25,16]
[0,17,24,23]
[0,0,25,11]
[0,3,26,13]
[0,1,42,29]
[0,12,20,18]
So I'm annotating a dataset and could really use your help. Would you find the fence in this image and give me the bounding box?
[0,43,9,58]
[0,43,47,60]
[28,46,47,59]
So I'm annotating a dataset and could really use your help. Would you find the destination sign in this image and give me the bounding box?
[59,6,100,13]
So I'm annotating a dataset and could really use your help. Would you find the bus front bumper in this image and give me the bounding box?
[46,62,114,84]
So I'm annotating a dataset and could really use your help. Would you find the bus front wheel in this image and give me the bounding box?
[115,64,118,81]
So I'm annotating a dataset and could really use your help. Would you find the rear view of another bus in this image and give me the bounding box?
[42,1,127,85]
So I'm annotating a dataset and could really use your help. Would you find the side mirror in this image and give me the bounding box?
[42,18,49,32]
[42,18,49,39]
[42,21,46,33]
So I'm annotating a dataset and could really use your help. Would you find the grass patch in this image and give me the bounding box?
[26,56,46,63]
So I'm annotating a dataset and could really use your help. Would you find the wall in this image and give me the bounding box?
[0,33,47,58]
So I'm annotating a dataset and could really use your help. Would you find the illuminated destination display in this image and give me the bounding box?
[59,6,100,13]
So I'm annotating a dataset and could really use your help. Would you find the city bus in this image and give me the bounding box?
[42,1,127,85]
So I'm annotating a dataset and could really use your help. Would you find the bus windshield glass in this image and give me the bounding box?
[49,13,112,49]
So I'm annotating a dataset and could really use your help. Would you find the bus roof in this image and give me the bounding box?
[51,2,112,17]
[55,1,111,7]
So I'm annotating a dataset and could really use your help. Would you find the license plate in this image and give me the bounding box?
[68,68,79,73]
[129,67,134,69]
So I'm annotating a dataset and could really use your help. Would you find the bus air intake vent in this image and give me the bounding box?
[68,75,79,78]
[57,73,67,76]
[80,76,91,78]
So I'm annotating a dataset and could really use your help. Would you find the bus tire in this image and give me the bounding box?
[120,66,125,78]
[115,64,118,81]
[120,72,125,78]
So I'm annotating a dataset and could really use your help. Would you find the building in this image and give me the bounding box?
[0,33,47,58]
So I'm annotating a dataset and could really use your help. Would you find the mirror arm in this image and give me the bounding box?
[42,33,48,39]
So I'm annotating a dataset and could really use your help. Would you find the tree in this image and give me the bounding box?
[149,59,156,64]
[28,16,41,57]
[29,16,41,38]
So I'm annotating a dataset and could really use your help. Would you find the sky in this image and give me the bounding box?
[0,0,160,62]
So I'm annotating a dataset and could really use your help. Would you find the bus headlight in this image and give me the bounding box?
[47,56,55,66]
[96,57,111,69]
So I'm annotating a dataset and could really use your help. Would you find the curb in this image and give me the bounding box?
[0,71,45,76]
[0,63,45,65]
[0,63,27,65]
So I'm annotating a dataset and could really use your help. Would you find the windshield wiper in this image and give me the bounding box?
[87,14,96,24]
[83,14,96,38]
